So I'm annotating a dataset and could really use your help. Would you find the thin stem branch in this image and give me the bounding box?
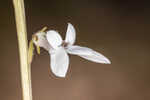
[13,0,32,100]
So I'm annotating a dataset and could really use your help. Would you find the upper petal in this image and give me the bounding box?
[66,45,111,64]
[49,47,69,77]
[46,30,62,49]
[65,23,76,45]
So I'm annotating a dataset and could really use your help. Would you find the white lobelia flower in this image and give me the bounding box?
[32,23,111,77]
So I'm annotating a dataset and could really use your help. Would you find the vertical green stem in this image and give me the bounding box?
[13,0,32,100]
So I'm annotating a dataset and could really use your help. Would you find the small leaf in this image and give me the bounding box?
[28,40,34,64]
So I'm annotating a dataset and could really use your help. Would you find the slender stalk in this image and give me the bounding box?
[13,0,32,100]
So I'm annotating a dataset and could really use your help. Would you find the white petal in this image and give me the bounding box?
[46,30,62,49]
[66,45,111,64]
[65,23,76,45]
[49,47,69,77]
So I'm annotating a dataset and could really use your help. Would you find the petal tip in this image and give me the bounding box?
[68,22,72,25]
[97,56,111,64]
[103,58,111,64]
[54,73,67,78]
[68,23,74,28]
[106,60,111,64]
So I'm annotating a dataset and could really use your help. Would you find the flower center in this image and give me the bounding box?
[61,41,68,48]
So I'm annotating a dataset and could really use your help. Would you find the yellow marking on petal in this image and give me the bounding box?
[28,40,34,64]
[36,45,40,54]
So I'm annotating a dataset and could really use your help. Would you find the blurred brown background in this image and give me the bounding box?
[0,0,150,100]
